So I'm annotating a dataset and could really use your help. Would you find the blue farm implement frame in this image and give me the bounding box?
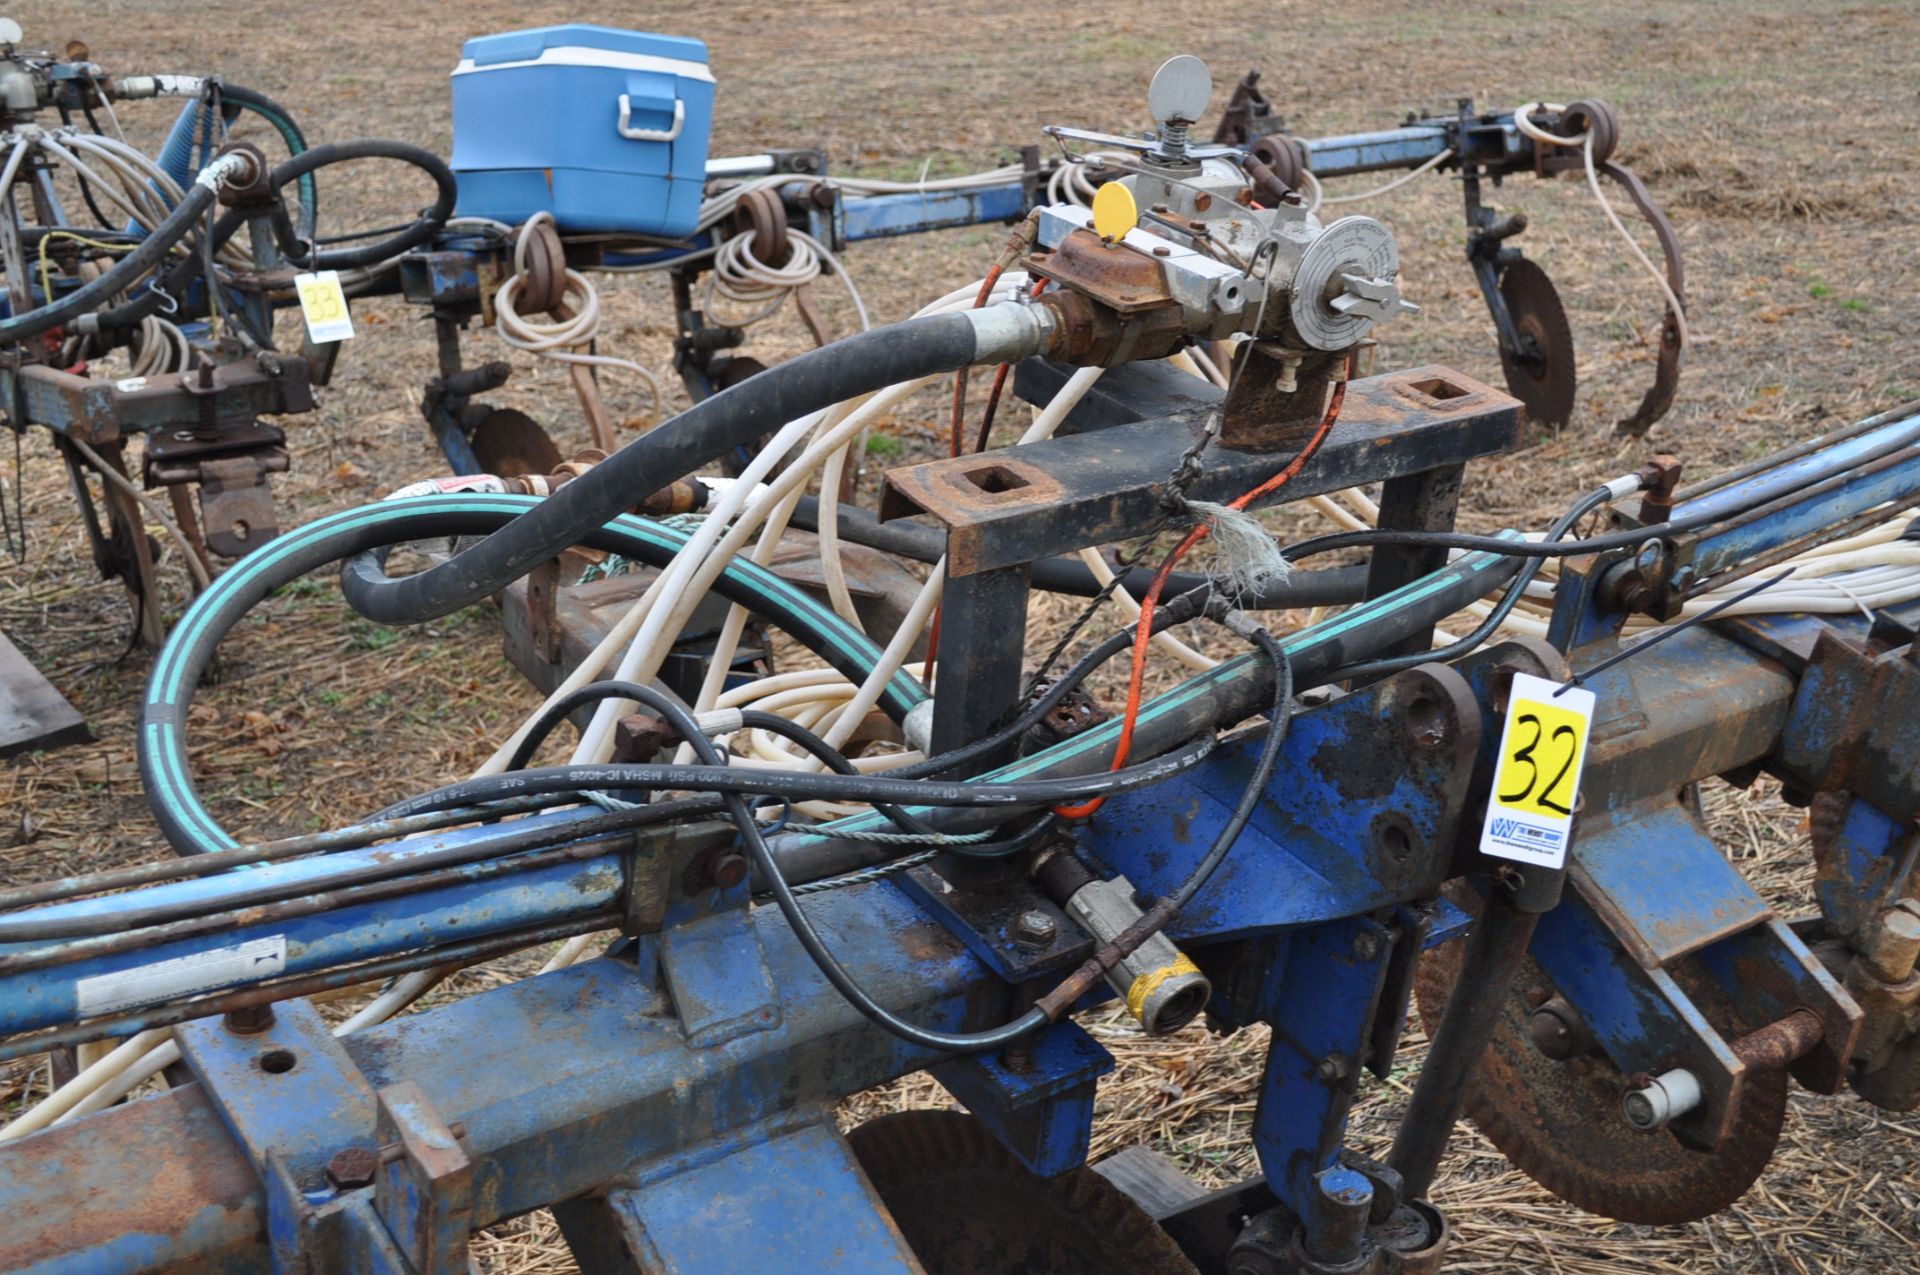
[2,350,1918,1271]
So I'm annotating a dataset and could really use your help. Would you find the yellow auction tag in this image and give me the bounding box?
[1479,672,1594,869]
[293,270,355,344]
[1091,180,1139,243]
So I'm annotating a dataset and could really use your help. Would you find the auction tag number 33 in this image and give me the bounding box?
[1478,671,1594,870]
[294,270,355,344]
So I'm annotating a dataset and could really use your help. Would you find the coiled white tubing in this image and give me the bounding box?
[492,211,664,429]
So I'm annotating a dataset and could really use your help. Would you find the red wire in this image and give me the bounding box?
[1053,359,1353,819]
[972,279,1048,454]
[947,265,1005,459]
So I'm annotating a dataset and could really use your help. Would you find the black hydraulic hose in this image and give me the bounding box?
[502,680,961,846]
[1169,626,1292,911]
[264,138,454,270]
[88,138,455,336]
[788,495,1368,609]
[215,82,317,237]
[1031,620,1292,1024]
[0,162,225,344]
[1328,484,1615,682]
[773,541,1525,887]
[371,735,1218,823]
[730,709,1063,855]
[436,681,1057,860]
[339,311,1019,626]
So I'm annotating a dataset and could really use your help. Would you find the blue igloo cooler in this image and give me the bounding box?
[450,24,714,238]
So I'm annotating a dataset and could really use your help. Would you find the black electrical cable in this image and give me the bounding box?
[1327,483,1616,682]
[1285,424,1920,568]
[1167,624,1293,912]
[337,309,1019,627]
[891,584,1214,782]
[373,735,1218,824]
[593,681,1065,1051]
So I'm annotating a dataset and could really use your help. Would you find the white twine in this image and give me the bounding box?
[1185,500,1292,601]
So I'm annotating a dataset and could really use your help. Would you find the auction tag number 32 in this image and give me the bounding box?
[1478,671,1594,870]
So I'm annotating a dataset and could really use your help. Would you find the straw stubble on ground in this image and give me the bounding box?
[1,1,1916,1270]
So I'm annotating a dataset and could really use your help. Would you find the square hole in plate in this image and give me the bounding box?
[962,464,1032,496]
[1406,376,1470,401]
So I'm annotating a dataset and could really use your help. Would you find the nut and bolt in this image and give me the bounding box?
[1351,931,1382,962]
[1601,561,1655,614]
[1315,1053,1352,1083]
[223,1004,275,1035]
[325,1146,378,1190]
[1010,910,1058,949]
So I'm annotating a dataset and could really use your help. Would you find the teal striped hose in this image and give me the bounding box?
[139,494,926,856]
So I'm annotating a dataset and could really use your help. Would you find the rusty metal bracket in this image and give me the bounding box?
[1775,627,1920,822]
[1,353,314,446]
[374,1080,475,1275]
[882,363,1518,577]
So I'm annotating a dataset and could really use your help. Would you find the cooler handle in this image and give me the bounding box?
[617,94,685,143]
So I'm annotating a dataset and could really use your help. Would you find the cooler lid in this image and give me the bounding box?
[456,24,712,80]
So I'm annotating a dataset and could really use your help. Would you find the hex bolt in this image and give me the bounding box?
[325,1146,378,1190]
[223,1004,275,1035]
[1622,1067,1703,1131]
[1010,910,1057,949]
[1315,1053,1352,1083]
[1352,930,1382,962]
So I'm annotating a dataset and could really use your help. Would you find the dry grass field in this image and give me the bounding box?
[2,1,1918,1270]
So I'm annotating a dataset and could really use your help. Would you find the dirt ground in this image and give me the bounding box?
[2,0,1918,1271]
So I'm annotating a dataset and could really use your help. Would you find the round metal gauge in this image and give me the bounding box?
[1289,215,1402,351]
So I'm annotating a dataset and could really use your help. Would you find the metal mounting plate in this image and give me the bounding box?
[881,363,1518,576]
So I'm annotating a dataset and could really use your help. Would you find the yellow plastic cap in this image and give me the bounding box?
[1091,181,1138,243]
